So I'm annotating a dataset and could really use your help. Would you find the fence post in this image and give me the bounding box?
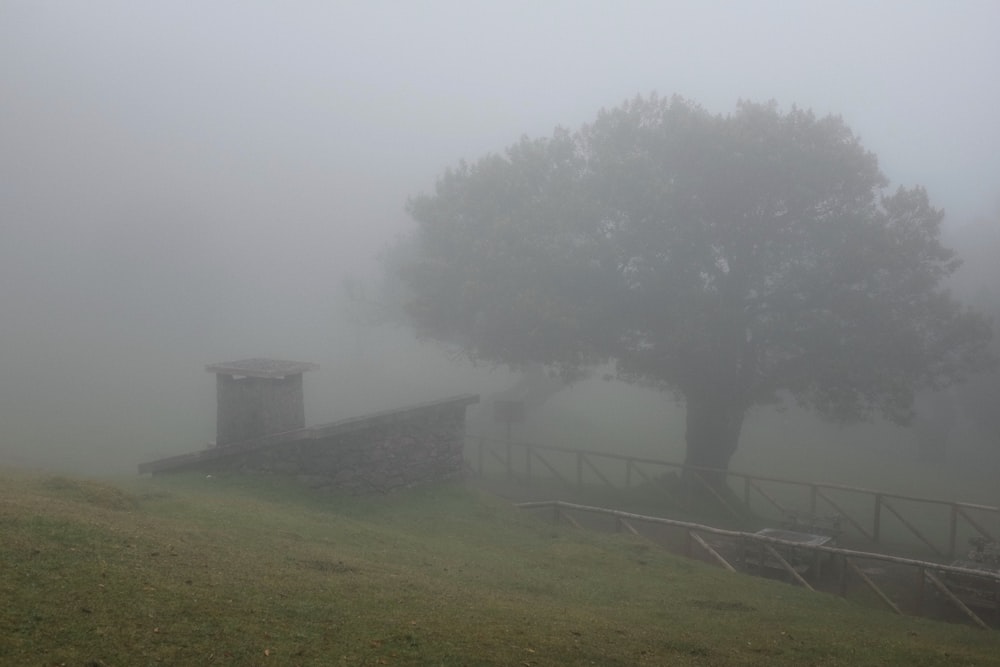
[525,445,532,485]
[873,493,882,545]
[949,503,958,560]
[917,567,925,613]
[477,437,483,477]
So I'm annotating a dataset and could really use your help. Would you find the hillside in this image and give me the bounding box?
[2,469,998,666]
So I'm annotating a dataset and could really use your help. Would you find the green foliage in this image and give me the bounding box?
[397,94,993,469]
[4,470,1000,666]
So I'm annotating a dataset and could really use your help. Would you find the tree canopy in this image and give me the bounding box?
[395,94,993,478]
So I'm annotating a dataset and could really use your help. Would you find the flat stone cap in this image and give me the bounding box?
[205,358,319,379]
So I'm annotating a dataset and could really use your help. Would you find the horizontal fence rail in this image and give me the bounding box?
[519,499,1000,630]
[467,434,1000,560]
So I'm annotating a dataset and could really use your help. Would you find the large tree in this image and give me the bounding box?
[395,95,992,483]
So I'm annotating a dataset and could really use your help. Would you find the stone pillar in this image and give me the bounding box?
[206,359,317,446]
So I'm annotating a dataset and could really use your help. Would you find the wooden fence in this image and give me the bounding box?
[468,434,1000,560]
[519,499,1000,630]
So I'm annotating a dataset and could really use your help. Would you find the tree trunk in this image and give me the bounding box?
[682,393,746,491]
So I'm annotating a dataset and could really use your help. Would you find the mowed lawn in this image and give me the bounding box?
[2,469,999,666]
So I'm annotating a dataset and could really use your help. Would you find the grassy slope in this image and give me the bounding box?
[1,469,998,667]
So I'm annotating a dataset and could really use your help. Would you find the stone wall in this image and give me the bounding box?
[215,373,305,445]
[140,395,479,495]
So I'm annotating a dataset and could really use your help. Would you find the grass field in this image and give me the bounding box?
[2,468,1000,666]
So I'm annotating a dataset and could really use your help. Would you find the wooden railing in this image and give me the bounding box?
[519,499,1000,630]
[467,434,1000,560]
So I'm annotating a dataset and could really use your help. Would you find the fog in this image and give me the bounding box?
[2,2,999,485]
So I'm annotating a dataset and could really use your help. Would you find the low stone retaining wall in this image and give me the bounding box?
[139,394,479,494]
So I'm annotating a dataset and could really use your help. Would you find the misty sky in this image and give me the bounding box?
[2,1,999,472]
